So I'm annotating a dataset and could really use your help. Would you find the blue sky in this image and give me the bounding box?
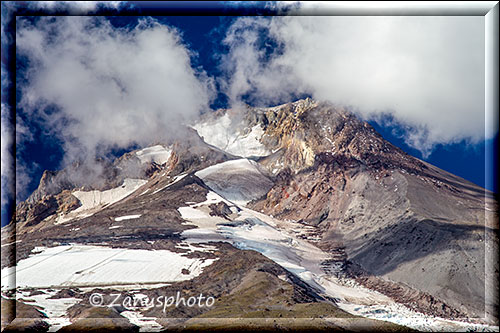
[1,2,498,226]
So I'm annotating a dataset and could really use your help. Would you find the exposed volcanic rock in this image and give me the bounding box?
[9,174,209,267]
[60,307,139,333]
[25,159,124,206]
[23,195,59,227]
[209,202,233,220]
[251,153,496,319]
[166,128,237,174]
[15,156,146,229]
[236,99,498,321]
[130,243,334,319]
[1,297,49,332]
[236,99,425,176]
[193,99,497,322]
[344,261,468,320]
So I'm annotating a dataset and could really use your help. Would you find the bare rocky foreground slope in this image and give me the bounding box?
[2,99,498,332]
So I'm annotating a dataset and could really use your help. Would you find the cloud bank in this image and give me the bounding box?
[1,103,13,208]
[29,1,125,14]
[10,13,490,206]
[221,16,487,156]
[16,16,214,168]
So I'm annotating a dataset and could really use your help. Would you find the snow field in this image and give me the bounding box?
[193,113,270,158]
[2,245,217,289]
[55,178,147,224]
[135,145,172,165]
[195,159,273,205]
[72,179,147,213]
[176,188,498,332]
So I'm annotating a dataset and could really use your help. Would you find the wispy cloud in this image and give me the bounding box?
[30,1,125,13]
[15,16,214,201]
[7,8,492,207]
[221,15,488,156]
[1,103,13,208]
[17,16,214,164]
[2,2,128,212]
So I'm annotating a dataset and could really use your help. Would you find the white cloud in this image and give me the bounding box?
[32,1,124,13]
[17,16,214,166]
[221,16,487,156]
[1,104,10,178]
[1,103,13,208]
[220,17,302,109]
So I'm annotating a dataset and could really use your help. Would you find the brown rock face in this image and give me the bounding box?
[209,202,233,220]
[240,100,497,320]
[57,190,81,213]
[24,195,59,227]
[239,99,423,177]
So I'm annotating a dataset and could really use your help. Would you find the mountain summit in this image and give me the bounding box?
[2,99,498,332]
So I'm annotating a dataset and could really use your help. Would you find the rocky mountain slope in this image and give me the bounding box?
[2,99,498,332]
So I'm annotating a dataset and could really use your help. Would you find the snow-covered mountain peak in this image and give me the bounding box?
[3,99,497,332]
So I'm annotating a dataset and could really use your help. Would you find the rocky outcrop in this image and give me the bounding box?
[209,202,233,220]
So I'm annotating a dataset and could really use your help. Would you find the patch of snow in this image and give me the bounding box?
[277,274,288,282]
[32,246,47,253]
[193,113,270,157]
[121,311,163,332]
[17,289,81,332]
[178,190,235,229]
[176,242,218,254]
[114,214,141,222]
[2,245,217,289]
[77,283,172,292]
[178,206,214,221]
[56,179,147,224]
[135,145,172,165]
[1,240,21,247]
[151,173,187,195]
[0,266,14,289]
[338,302,499,332]
[109,225,122,229]
[195,159,273,206]
[72,179,147,213]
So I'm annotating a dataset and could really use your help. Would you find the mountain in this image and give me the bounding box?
[2,99,498,332]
